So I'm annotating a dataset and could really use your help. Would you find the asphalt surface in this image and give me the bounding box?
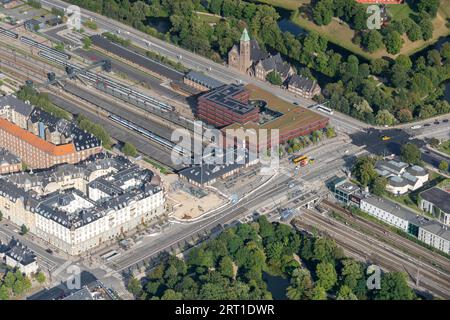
[90,34,184,81]
[350,127,449,172]
[43,24,79,47]
[107,175,297,272]
[27,271,97,300]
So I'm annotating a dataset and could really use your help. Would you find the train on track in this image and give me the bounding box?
[20,36,72,60]
[108,114,189,156]
[37,50,175,114]
[0,26,19,39]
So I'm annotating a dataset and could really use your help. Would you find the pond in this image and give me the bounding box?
[263,272,290,300]
[145,17,171,34]
[278,18,369,62]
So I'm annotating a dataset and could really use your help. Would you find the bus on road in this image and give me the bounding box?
[292,155,308,166]
[317,105,334,115]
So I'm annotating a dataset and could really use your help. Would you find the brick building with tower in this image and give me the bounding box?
[228,29,293,82]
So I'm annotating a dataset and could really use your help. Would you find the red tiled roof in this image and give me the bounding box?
[0,118,76,156]
[356,0,403,3]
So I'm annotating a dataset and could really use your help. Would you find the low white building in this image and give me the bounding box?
[0,239,38,275]
[418,221,450,254]
[376,160,428,195]
[359,194,450,254]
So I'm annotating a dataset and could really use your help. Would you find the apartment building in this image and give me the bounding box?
[0,156,166,255]
[0,95,102,169]
[419,187,450,226]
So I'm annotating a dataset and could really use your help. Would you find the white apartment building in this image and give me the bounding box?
[0,155,166,255]
[360,196,413,232]
[0,239,39,275]
[418,222,450,254]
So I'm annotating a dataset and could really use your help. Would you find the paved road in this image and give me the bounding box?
[350,127,449,172]
[39,0,369,135]
[0,222,67,274]
[106,139,354,272]
[34,1,450,139]
[107,174,293,272]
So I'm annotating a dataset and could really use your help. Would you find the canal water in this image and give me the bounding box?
[278,16,449,101]
[263,272,290,300]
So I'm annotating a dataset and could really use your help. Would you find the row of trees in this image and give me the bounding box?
[285,126,336,154]
[76,114,112,149]
[65,0,449,125]
[311,0,439,54]
[0,270,32,300]
[17,86,72,120]
[0,269,46,300]
[128,216,416,300]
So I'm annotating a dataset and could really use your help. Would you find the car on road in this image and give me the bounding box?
[293,102,299,105]
[443,119,449,123]
[434,121,440,125]
[410,125,421,129]
[46,249,53,255]
[424,123,431,127]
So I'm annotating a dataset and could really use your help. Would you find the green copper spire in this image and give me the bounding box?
[240,28,250,42]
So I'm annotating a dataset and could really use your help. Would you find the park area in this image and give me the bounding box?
[438,140,450,156]
[291,0,450,60]
[254,0,308,10]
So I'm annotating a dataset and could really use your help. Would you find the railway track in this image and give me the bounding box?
[110,180,293,272]
[322,200,450,273]
[293,210,450,299]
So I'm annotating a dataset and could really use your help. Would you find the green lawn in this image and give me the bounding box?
[438,140,450,156]
[143,157,171,175]
[290,1,450,60]
[252,0,308,10]
[196,12,222,24]
[385,3,414,21]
